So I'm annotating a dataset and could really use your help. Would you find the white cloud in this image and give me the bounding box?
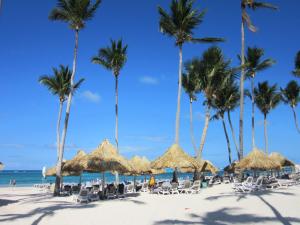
[139,76,159,85]
[81,90,101,103]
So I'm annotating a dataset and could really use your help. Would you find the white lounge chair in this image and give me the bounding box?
[237,176,263,193]
[140,182,148,192]
[125,184,135,194]
[178,180,191,194]
[74,189,89,203]
[170,183,179,194]
[186,180,201,194]
[159,183,171,195]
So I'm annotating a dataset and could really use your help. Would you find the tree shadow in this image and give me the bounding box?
[0,199,18,207]
[0,201,96,225]
[154,207,300,225]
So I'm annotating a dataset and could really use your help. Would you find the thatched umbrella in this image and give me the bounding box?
[236,148,281,171]
[85,139,132,173]
[269,152,295,167]
[0,162,4,170]
[180,159,218,174]
[151,144,202,172]
[63,150,87,174]
[45,160,80,177]
[129,156,152,175]
[224,161,239,174]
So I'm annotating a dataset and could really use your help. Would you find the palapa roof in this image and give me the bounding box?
[129,156,152,175]
[224,161,239,174]
[150,144,202,171]
[85,139,133,173]
[236,148,281,170]
[45,160,80,176]
[269,152,295,167]
[0,162,4,170]
[181,159,218,174]
[63,150,87,174]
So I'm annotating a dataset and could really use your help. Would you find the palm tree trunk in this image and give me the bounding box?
[264,114,268,154]
[189,98,197,155]
[197,105,210,159]
[222,116,232,164]
[54,29,79,196]
[175,45,183,144]
[239,18,245,159]
[56,100,63,157]
[227,111,240,161]
[54,100,63,194]
[115,75,119,152]
[251,77,256,149]
[292,106,300,133]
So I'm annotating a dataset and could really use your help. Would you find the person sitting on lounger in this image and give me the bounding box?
[149,175,155,189]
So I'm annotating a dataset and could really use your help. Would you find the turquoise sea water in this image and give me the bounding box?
[0,170,198,187]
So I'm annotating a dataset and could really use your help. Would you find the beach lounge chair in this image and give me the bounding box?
[107,184,116,199]
[74,189,89,203]
[170,182,179,194]
[140,182,148,192]
[125,184,135,194]
[237,176,264,193]
[186,180,201,194]
[232,176,253,190]
[117,183,125,198]
[159,182,171,195]
[178,180,191,194]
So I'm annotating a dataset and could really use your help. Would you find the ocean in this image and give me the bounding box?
[0,170,199,187]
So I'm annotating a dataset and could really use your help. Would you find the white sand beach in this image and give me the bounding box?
[0,184,300,225]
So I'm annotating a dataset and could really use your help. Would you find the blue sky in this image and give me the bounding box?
[0,0,299,170]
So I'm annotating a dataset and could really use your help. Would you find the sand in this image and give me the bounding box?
[0,184,300,225]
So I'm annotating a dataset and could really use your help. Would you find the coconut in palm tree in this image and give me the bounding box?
[281,80,300,133]
[158,0,223,145]
[49,0,101,196]
[243,47,275,149]
[239,0,277,159]
[254,81,281,154]
[39,65,84,195]
[91,39,128,152]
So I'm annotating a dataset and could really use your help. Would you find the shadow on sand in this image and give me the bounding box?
[154,189,299,225]
[154,207,300,225]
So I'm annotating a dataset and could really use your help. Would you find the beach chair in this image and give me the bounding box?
[107,184,117,199]
[237,176,264,193]
[74,189,89,203]
[140,182,149,192]
[170,182,179,194]
[117,183,125,198]
[232,176,253,190]
[125,184,135,194]
[186,180,201,194]
[178,180,191,194]
[159,182,171,195]
[60,185,72,196]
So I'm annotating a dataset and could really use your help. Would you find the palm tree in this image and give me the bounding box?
[39,65,84,195]
[281,80,300,133]
[49,0,101,195]
[211,79,238,164]
[225,82,241,160]
[91,39,128,152]
[182,62,200,155]
[239,0,277,159]
[254,81,281,154]
[292,51,300,77]
[158,0,223,145]
[196,47,231,159]
[243,47,275,149]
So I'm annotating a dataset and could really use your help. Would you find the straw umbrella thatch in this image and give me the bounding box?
[0,162,4,170]
[269,152,295,167]
[151,144,202,172]
[85,139,132,173]
[45,160,80,177]
[181,159,218,174]
[236,148,281,171]
[129,156,152,175]
[63,150,87,174]
[224,161,239,174]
